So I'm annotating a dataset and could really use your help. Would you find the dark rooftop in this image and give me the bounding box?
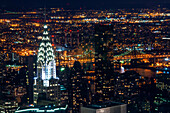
[84,101,126,109]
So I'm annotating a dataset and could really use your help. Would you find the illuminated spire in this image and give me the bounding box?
[34,0,59,105]
[37,24,56,87]
[37,25,55,65]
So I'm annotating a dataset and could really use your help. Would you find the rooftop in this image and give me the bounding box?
[84,101,126,109]
[15,105,68,113]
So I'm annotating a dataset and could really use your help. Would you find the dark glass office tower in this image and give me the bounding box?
[94,24,114,102]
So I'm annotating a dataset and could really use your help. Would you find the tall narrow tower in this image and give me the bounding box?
[33,24,58,104]
[37,24,56,86]
[94,24,114,102]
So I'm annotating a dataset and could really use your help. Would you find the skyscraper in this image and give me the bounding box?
[34,24,59,104]
[69,61,90,113]
[27,55,37,104]
[37,25,56,86]
[94,24,114,102]
[70,61,84,113]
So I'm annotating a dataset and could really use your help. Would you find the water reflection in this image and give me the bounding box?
[119,68,156,78]
[117,67,169,78]
[127,68,156,78]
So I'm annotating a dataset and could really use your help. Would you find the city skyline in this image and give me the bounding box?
[0,3,170,113]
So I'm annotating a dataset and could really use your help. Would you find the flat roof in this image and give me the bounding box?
[15,105,68,113]
[84,102,126,109]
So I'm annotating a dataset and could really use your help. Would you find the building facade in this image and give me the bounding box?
[94,24,114,102]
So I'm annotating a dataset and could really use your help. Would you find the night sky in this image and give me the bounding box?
[0,0,170,10]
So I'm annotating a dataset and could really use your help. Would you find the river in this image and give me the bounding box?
[119,67,156,78]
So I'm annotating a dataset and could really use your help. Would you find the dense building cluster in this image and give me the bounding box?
[0,7,170,113]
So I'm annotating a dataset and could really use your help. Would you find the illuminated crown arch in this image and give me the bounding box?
[36,24,56,87]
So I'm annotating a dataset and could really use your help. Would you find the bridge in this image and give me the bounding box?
[113,50,170,60]
[54,46,170,68]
